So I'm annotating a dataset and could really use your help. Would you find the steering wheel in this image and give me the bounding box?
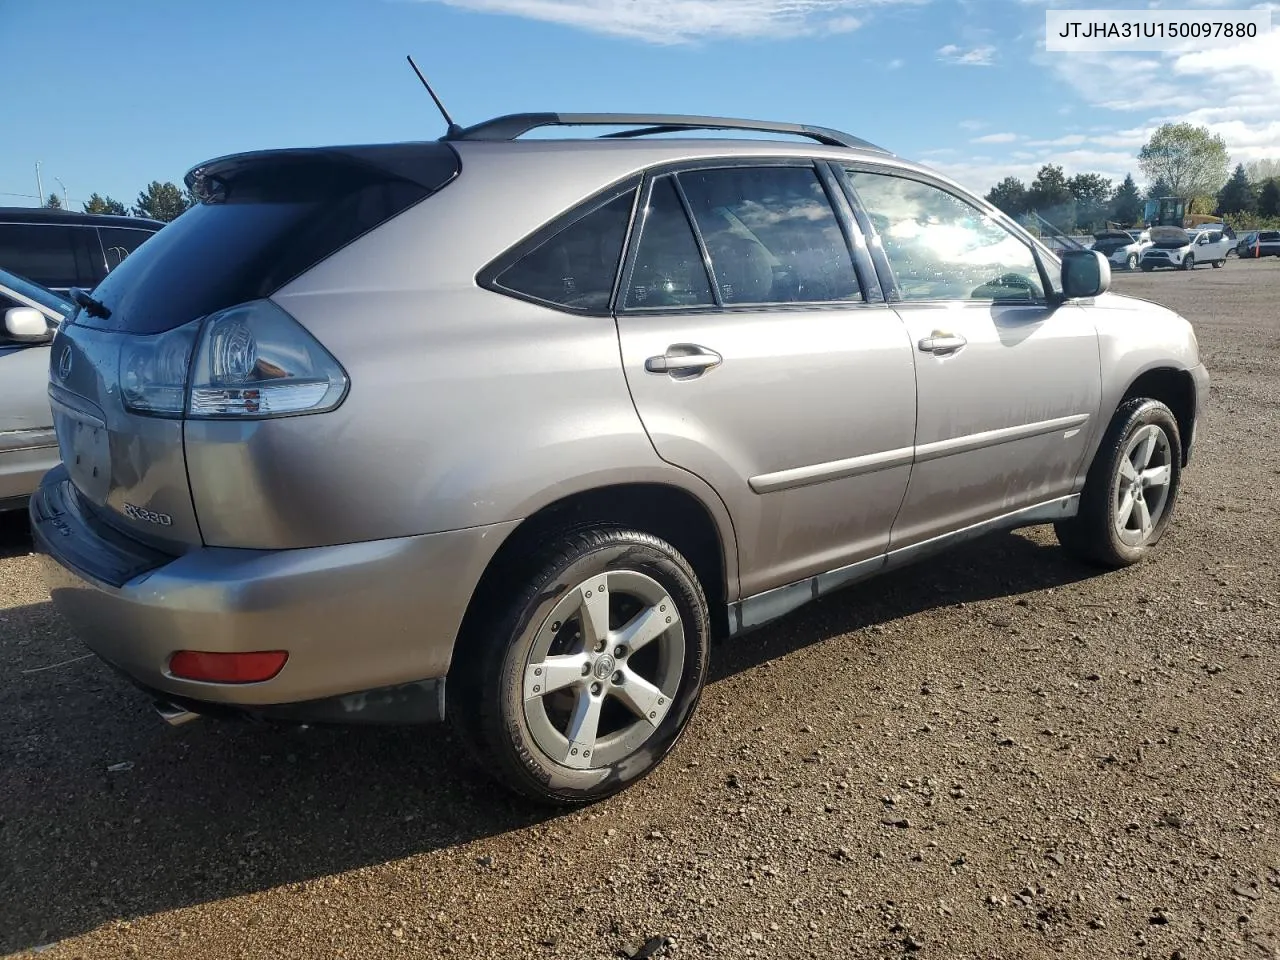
[970,273,1038,300]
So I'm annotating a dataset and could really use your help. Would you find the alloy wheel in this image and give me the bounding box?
[1113,424,1174,547]
[521,570,685,770]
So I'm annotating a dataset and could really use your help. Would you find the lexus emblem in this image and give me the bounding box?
[57,345,73,380]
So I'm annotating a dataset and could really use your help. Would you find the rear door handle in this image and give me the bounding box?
[918,333,967,356]
[645,344,723,377]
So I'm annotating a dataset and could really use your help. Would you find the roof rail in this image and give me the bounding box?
[444,113,890,154]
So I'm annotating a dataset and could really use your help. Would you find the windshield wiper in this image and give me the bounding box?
[70,287,111,320]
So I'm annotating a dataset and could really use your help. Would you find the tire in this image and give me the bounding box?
[449,527,710,806]
[1054,398,1182,568]
[1126,253,1138,271]
[1213,259,1225,268]
[1181,253,1194,270]
[1140,263,1154,272]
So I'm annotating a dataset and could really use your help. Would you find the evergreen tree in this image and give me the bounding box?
[1111,174,1144,225]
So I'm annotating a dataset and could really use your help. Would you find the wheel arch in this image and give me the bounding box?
[451,481,738,675]
[1119,366,1197,466]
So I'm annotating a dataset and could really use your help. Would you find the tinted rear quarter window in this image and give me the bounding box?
[678,165,860,304]
[0,223,97,290]
[492,190,636,311]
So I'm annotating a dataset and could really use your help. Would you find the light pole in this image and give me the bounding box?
[35,161,44,206]
[55,177,68,210]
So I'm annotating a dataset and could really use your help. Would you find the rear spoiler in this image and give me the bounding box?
[186,143,461,203]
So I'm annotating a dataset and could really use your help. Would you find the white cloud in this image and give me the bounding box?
[972,132,1019,144]
[888,57,904,69]
[937,43,995,65]
[941,1,1280,193]
[421,0,923,42]
[1037,9,1280,169]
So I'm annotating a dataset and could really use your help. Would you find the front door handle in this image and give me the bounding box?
[645,344,723,377]
[918,332,967,356]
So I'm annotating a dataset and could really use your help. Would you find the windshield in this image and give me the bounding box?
[0,266,73,318]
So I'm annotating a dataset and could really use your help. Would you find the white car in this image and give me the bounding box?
[1092,230,1151,271]
[1139,225,1231,271]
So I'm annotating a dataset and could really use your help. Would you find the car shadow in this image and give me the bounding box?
[0,510,33,560]
[0,527,1103,952]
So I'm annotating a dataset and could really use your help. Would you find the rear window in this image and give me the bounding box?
[0,223,97,290]
[82,146,459,334]
[98,226,159,272]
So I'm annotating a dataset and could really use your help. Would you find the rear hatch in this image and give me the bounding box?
[48,142,460,550]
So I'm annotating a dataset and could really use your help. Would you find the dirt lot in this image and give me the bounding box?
[2,260,1278,960]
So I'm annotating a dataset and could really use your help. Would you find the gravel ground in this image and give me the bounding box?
[2,260,1278,960]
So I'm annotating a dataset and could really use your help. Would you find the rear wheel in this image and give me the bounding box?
[1055,398,1182,568]
[1213,259,1225,268]
[450,527,710,805]
[1140,264,1154,272]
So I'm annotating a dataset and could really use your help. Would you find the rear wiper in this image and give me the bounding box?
[70,288,111,320]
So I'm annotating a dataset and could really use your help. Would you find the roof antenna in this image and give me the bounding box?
[407,55,463,138]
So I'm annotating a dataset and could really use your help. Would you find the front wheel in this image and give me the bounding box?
[450,527,710,805]
[1140,263,1154,272]
[1055,398,1182,568]
[1126,253,1139,270]
[1182,253,1195,270]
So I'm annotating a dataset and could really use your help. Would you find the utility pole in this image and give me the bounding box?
[35,161,44,206]
[55,177,68,210]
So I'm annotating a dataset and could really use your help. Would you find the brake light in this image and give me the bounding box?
[118,300,348,419]
[169,650,289,683]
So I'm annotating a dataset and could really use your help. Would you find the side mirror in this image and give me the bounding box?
[1061,249,1110,300]
[3,306,52,343]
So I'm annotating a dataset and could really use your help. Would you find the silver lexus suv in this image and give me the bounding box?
[32,113,1209,805]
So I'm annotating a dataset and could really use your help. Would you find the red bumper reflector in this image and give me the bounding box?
[169,650,288,684]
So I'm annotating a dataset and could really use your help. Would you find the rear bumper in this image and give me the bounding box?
[31,468,517,716]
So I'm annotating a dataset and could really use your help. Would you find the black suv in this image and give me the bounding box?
[0,208,165,294]
[1239,230,1280,258]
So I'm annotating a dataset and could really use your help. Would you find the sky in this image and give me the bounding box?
[2,0,1278,211]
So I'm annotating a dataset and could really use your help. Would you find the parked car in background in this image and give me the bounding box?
[0,208,164,295]
[1092,229,1151,270]
[31,112,1209,805]
[0,267,67,511]
[1140,225,1231,270]
[1238,230,1280,258]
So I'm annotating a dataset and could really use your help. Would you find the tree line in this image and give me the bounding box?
[982,122,1280,233]
[41,180,194,223]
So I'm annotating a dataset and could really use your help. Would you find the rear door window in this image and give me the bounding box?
[677,166,860,305]
[492,189,636,312]
[98,226,158,272]
[0,223,97,290]
[623,177,715,309]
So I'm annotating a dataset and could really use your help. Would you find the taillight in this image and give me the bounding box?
[119,319,201,417]
[118,300,348,419]
[169,650,289,683]
[188,300,348,417]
